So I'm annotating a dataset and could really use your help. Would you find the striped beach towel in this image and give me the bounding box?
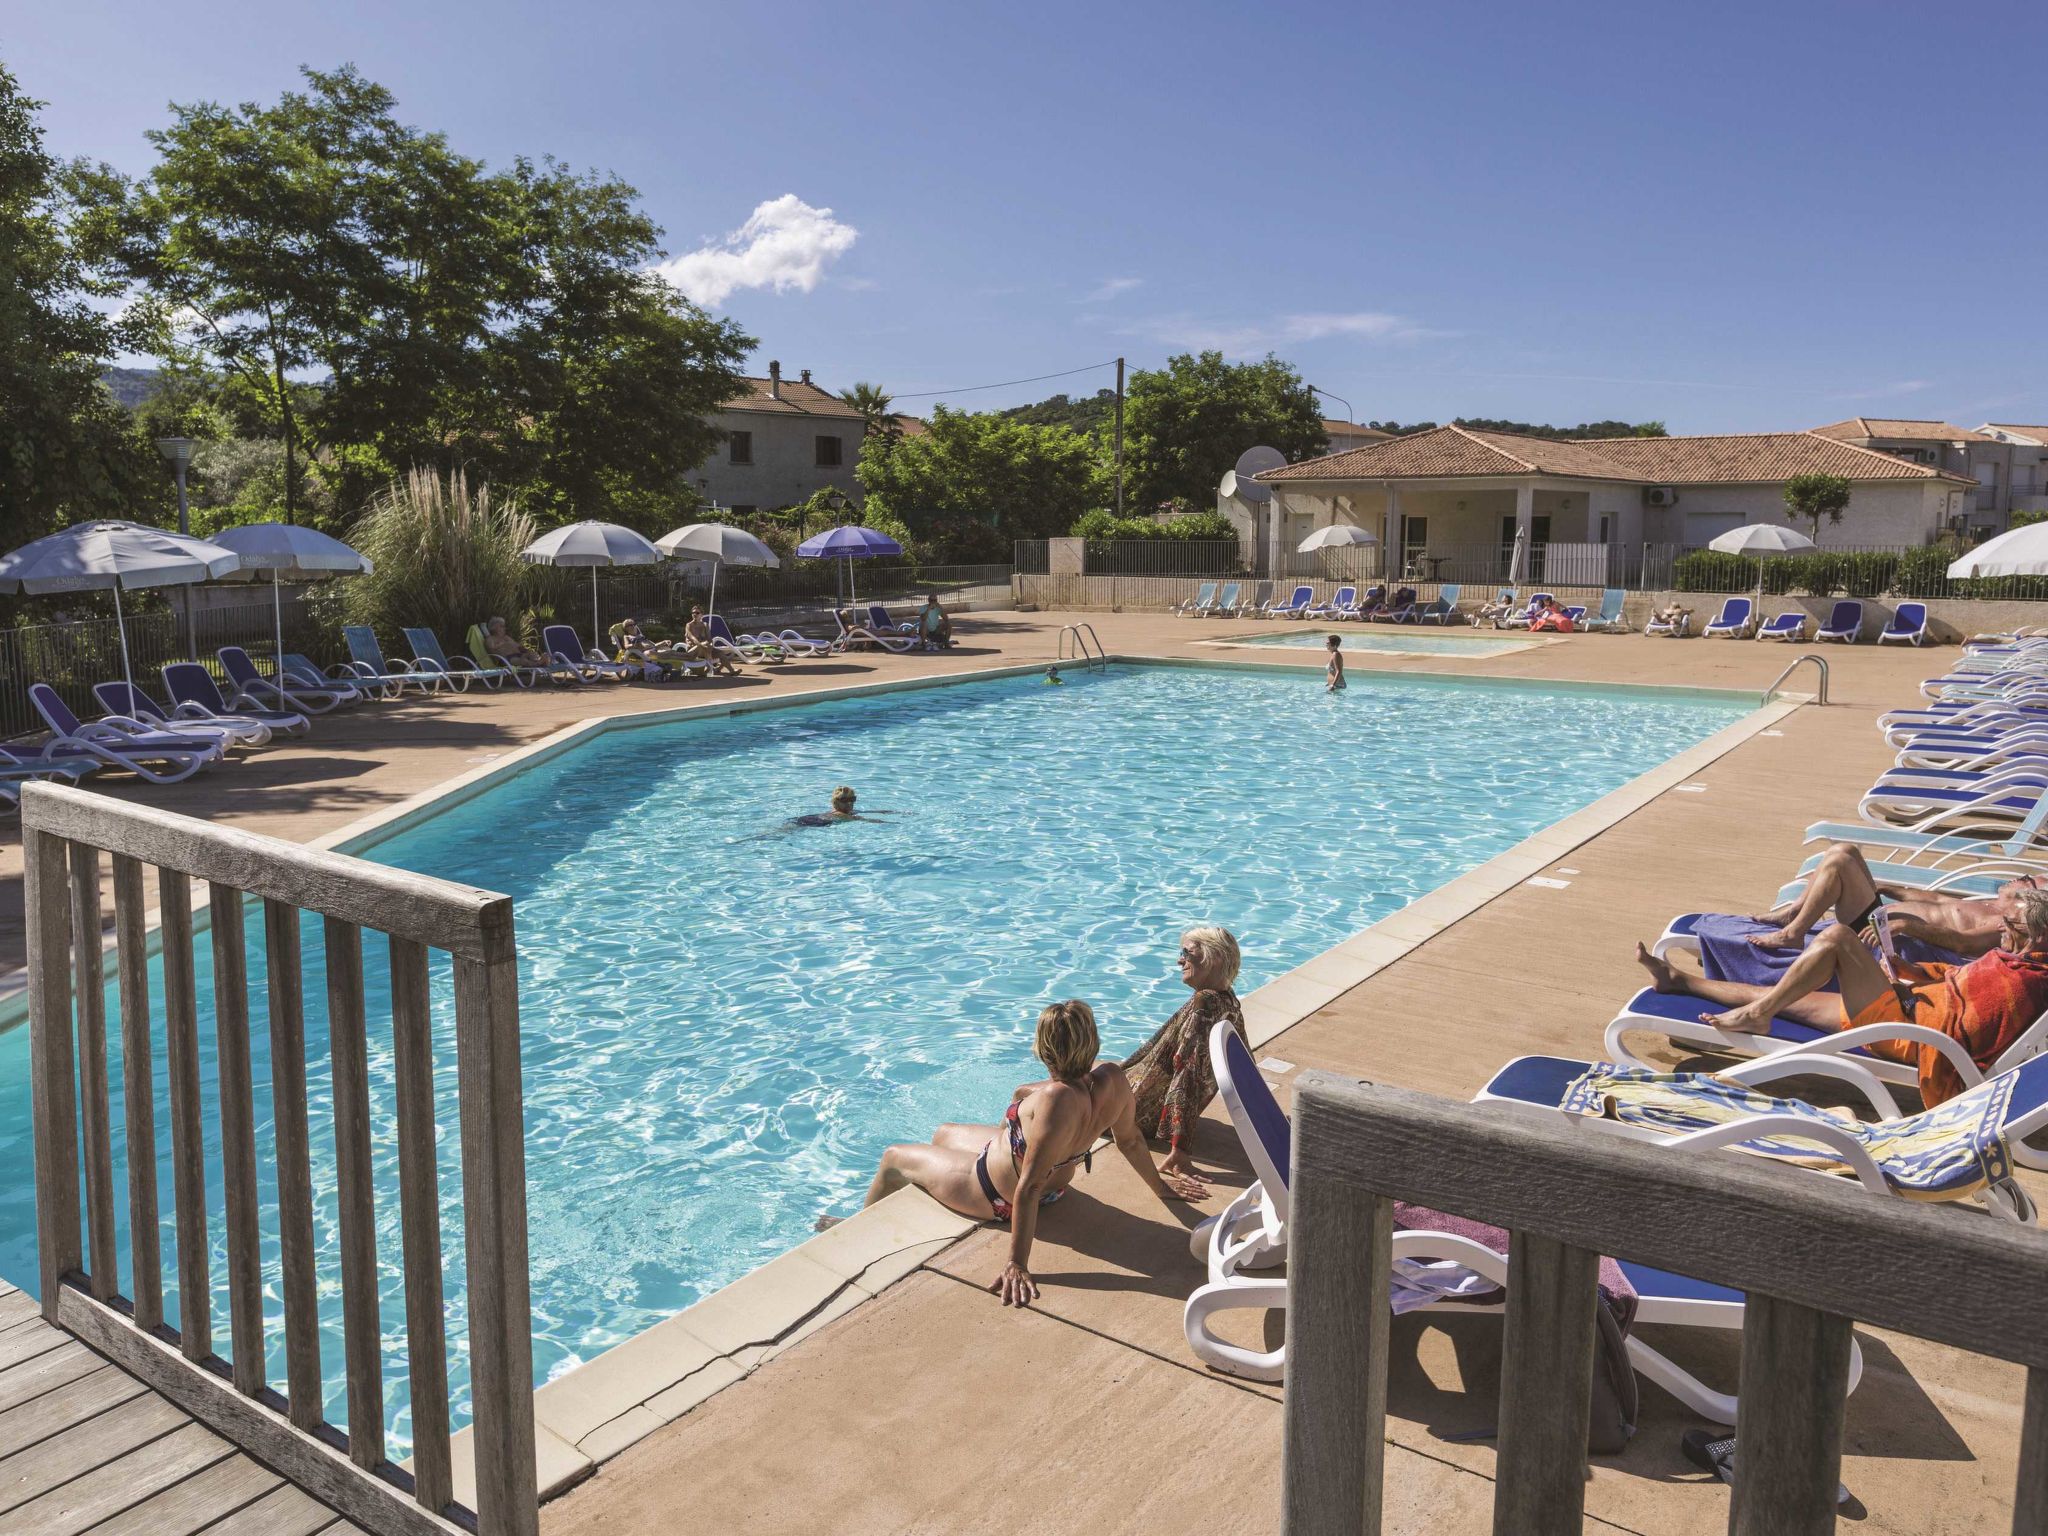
[1560,1063,2015,1202]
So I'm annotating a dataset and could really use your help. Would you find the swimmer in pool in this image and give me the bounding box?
[753,786,898,838]
[1045,666,1063,686]
[1325,633,1346,691]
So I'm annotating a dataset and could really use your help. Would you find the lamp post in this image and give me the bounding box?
[155,436,198,655]
[1308,385,1354,431]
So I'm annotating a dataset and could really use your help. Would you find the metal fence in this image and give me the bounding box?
[1,599,330,741]
[1017,537,2044,606]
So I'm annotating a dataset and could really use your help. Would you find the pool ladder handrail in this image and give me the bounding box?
[1057,623,1108,668]
[1764,652,1829,706]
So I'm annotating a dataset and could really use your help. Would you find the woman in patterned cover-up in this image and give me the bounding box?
[1123,926,1246,1178]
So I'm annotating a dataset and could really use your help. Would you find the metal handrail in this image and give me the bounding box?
[1765,652,1829,706]
[1055,623,1107,667]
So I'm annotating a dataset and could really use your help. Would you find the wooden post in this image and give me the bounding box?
[112,854,162,1331]
[1282,1088,1392,1536]
[390,936,452,1516]
[454,940,541,1536]
[68,842,118,1301]
[160,870,209,1361]
[326,917,385,1470]
[2016,1367,2048,1536]
[1492,1233,1600,1535]
[210,882,265,1396]
[24,822,82,1319]
[265,898,321,1430]
[1730,1294,1854,1536]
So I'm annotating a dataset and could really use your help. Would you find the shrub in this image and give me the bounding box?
[342,468,539,648]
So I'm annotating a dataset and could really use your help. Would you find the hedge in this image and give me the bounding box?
[1668,546,2048,600]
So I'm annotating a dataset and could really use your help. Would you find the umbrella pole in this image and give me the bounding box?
[273,572,286,683]
[113,583,135,700]
[592,567,601,641]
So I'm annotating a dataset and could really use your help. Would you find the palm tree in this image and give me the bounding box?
[839,381,901,447]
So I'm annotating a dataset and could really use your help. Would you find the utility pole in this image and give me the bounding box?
[1113,356,1125,518]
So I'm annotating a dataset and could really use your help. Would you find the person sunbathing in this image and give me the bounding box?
[857,999,1209,1307]
[1471,590,1516,628]
[1746,844,2038,953]
[482,616,547,669]
[1634,888,2048,1105]
[1528,597,1575,633]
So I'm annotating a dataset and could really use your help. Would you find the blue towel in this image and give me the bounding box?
[1692,914,1962,989]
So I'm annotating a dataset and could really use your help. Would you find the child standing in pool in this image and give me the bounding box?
[1325,633,1346,692]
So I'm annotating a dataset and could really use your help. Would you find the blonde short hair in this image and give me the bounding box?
[2012,888,2048,948]
[1181,925,1242,988]
[831,786,856,812]
[1035,999,1099,1080]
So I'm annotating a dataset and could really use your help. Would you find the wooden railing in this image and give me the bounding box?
[21,782,539,1536]
[1279,1071,2048,1536]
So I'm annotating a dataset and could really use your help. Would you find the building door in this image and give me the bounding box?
[1401,515,1428,578]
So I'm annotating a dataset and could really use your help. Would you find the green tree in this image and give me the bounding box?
[1784,472,1852,543]
[1121,352,1324,512]
[855,406,1105,546]
[0,63,159,552]
[839,381,899,442]
[483,158,751,533]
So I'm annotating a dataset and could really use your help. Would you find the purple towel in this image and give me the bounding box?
[1692,913,1962,989]
[1394,1202,1637,1327]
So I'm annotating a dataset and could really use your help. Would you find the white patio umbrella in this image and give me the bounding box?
[520,521,662,637]
[1947,522,2048,579]
[654,523,780,616]
[1506,522,1530,587]
[1295,523,1377,551]
[1708,523,1816,601]
[209,523,372,682]
[0,520,242,698]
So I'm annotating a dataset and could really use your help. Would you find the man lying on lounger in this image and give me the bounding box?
[1745,844,2041,955]
[1635,887,2048,1105]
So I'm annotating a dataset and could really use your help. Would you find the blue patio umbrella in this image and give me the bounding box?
[795,524,904,613]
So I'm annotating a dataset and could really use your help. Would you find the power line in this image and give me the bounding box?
[890,359,1119,401]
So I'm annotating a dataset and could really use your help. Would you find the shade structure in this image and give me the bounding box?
[1708,523,1816,599]
[1507,522,1530,587]
[520,520,662,637]
[0,520,242,697]
[655,522,780,616]
[210,523,373,683]
[1947,522,2048,579]
[794,523,904,612]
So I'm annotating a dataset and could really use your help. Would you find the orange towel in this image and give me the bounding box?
[1846,947,2048,1104]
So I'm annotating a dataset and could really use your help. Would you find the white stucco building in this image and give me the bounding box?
[1976,424,2048,517]
[1812,418,2027,530]
[1243,425,1975,584]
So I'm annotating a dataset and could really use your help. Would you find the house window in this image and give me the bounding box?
[729,431,753,465]
[815,435,842,467]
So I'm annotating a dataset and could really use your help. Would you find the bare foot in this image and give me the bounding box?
[1745,927,1803,950]
[1702,1004,1773,1035]
[1634,942,1685,992]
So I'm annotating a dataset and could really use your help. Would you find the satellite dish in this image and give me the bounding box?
[1235,446,1287,478]
[1219,469,1271,506]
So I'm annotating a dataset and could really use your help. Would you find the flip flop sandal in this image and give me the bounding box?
[1681,1427,1849,1507]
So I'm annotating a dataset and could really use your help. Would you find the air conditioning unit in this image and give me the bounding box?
[1644,487,1679,507]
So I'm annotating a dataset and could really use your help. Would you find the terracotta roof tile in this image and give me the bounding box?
[1259,427,1976,487]
[1811,417,1993,444]
[1985,424,2048,445]
[722,377,865,419]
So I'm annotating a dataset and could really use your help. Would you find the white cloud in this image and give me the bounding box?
[1116,310,1444,352]
[1081,276,1143,302]
[654,195,858,307]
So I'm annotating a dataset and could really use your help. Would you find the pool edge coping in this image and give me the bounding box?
[0,658,1806,1501]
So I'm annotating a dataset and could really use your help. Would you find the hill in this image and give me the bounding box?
[997,388,1117,435]
[102,367,162,409]
[1367,417,1668,440]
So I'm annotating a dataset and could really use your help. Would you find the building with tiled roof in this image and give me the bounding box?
[1974,426,2048,517]
[1805,416,2038,519]
[692,361,880,513]
[1811,417,1994,445]
[1228,424,1982,583]
[1322,420,1393,454]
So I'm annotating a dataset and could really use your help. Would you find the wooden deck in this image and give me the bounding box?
[0,1283,359,1536]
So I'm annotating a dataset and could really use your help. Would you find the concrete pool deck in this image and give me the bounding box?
[0,611,2028,1533]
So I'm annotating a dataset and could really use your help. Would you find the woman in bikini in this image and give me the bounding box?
[858,999,1210,1307]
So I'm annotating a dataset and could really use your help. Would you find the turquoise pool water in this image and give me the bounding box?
[1220,629,1538,656]
[0,663,1747,1450]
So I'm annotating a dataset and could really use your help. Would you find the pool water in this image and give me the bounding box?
[0,663,1747,1449]
[1219,628,1539,657]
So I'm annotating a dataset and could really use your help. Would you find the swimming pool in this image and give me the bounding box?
[0,663,1749,1450]
[1215,628,1540,657]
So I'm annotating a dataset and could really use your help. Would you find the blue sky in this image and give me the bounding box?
[11,0,2046,432]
